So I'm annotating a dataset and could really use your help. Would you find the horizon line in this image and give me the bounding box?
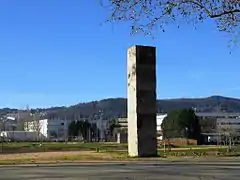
[0,95,238,110]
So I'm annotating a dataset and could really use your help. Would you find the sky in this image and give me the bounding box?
[0,0,240,109]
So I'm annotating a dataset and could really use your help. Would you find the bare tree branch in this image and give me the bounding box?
[211,9,240,18]
[103,0,240,41]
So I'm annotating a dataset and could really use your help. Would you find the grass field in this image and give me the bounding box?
[0,142,228,153]
[0,142,128,154]
[0,142,239,165]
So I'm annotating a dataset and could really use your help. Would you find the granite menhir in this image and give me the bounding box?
[127,45,157,157]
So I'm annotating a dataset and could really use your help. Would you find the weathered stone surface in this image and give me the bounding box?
[127,45,157,157]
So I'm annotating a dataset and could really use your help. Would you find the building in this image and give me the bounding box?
[115,114,167,143]
[0,115,19,132]
[196,112,240,119]
[0,131,46,142]
[196,112,240,144]
[0,118,17,131]
[115,112,240,144]
[209,117,240,144]
[117,118,128,128]
[117,114,167,129]
[156,114,167,140]
[24,118,69,141]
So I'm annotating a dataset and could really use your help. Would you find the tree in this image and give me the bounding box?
[161,108,201,140]
[90,123,99,141]
[68,121,80,137]
[18,111,33,131]
[68,120,98,141]
[216,120,239,149]
[23,114,43,141]
[31,117,43,141]
[108,118,121,136]
[103,0,240,40]
[198,117,216,133]
[81,121,91,141]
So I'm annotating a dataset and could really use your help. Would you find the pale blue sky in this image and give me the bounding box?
[0,0,239,108]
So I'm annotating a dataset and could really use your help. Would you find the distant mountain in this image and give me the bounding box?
[1,96,240,120]
[157,95,240,113]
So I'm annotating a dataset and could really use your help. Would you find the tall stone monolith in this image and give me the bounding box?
[127,45,157,157]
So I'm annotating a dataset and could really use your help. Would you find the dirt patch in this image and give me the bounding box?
[0,151,112,161]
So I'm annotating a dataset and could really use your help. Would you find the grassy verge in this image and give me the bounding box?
[0,142,228,153]
[0,142,239,165]
[1,149,240,165]
[0,142,128,154]
[0,151,130,165]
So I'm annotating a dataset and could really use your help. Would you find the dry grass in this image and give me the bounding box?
[159,146,227,151]
[0,142,234,165]
[0,151,125,165]
[0,151,92,160]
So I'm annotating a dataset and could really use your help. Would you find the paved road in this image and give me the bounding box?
[0,162,240,179]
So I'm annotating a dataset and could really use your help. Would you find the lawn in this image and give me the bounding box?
[0,151,129,165]
[0,142,239,165]
[1,142,228,153]
[0,142,229,155]
[0,142,128,154]
[0,142,238,161]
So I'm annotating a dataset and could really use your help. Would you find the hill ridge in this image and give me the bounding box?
[1,96,240,120]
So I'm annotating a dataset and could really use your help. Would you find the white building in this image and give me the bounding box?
[0,131,46,142]
[24,118,69,141]
[156,114,167,140]
[117,114,167,129]
[116,114,168,142]
[156,114,167,131]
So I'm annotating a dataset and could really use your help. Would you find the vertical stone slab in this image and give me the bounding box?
[127,45,157,157]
